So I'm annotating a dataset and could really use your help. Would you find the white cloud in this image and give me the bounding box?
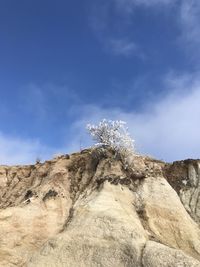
[88,1,141,57]
[71,72,200,162]
[0,82,83,165]
[1,72,200,164]
[20,84,47,119]
[108,38,138,56]
[0,133,54,165]
[114,0,200,52]
[90,0,200,59]
[114,0,175,13]
[179,1,200,46]
[89,0,177,58]
[136,0,173,4]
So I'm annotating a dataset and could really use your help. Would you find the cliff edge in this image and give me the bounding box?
[0,148,200,267]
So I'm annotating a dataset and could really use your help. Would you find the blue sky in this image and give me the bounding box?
[0,0,200,164]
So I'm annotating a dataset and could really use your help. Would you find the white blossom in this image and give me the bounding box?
[86,119,135,156]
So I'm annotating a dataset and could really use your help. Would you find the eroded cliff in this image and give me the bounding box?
[0,148,200,266]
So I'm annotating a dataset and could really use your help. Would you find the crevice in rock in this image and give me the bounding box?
[42,190,58,201]
[24,190,33,200]
[140,242,148,267]
[60,206,75,232]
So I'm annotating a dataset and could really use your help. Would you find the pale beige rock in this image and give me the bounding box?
[0,156,73,266]
[134,176,200,260]
[142,241,200,267]
[28,182,147,267]
[179,162,200,224]
[164,160,200,225]
[0,148,199,267]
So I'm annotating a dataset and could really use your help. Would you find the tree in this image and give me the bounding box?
[86,119,135,165]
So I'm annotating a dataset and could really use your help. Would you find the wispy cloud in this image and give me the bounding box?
[0,83,80,165]
[2,72,200,164]
[20,84,47,120]
[88,1,141,57]
[115,0,200,55]
[108,38,138,56]
[0,132,55,165]
[179,1,200,47]
[70,72,200,162]
[89,0,200,59]
[113,0,175,13]
[89,0,176,57]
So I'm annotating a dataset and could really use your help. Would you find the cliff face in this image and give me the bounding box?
[0,148,200,267]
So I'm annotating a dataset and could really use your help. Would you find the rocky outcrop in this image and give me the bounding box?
[164,159,200,225]
[142,241,200,267]
[0,148,200,266]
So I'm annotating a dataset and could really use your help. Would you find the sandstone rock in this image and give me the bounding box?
[142,241,200,267]
[164,160,200,224]
[133,176,200,260]
[28,182,147,267]
[0,148,199,266]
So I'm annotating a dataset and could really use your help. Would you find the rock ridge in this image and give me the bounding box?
[0,148,200,266]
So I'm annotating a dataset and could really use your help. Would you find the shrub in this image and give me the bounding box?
[86,119,135,167]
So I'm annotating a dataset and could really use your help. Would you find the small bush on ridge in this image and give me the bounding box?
[86,119,135,167]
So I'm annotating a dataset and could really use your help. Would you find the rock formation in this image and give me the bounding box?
[0,148,200,266]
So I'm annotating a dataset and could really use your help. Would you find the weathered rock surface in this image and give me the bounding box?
[164,159,200,225]
[0,148,200,266]
[142,241,200,267]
